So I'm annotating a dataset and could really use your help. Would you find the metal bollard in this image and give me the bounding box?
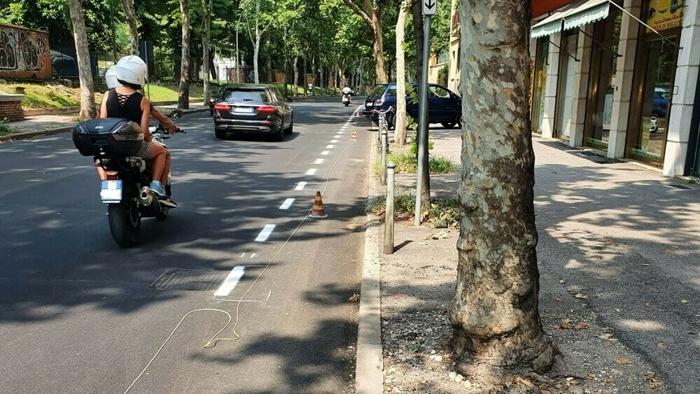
[384,162,396,254]
[380,130,387,185]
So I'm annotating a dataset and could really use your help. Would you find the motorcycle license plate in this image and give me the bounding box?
[100,180,122,203]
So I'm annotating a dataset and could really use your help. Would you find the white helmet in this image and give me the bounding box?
[115,55,148,88]
[105,65,121,89]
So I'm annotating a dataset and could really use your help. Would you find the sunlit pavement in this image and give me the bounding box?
[0,99,369,393]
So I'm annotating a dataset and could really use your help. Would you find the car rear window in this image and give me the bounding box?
[386,87,397,97]
[224,89,269,103]
[368,85,386,97]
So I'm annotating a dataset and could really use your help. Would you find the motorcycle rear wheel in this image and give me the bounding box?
[108,201,141,247]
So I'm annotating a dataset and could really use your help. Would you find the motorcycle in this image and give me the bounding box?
[72,111,182,247]
[342,93,351,107]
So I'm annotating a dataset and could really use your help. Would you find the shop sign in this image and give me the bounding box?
[647,0,684,32]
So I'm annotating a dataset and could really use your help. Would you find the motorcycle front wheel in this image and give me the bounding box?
[108,200,141,247]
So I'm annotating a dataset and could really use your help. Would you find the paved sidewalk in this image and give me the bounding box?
[377,129,699,392]
[1,102,207,142]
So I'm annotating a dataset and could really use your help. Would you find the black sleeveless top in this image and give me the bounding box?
[106,89,144,124]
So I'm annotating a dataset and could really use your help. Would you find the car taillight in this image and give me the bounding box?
[214,103,231,111]
[374,98,383,106]
[256,105,277,114]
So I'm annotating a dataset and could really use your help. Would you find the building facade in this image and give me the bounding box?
[529,0,700,177]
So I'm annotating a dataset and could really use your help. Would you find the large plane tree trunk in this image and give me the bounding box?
[448,0,559,383]
[68,0,96,119]
[394,0,411,145]
[121,0,139,55]
[178,0,190,109]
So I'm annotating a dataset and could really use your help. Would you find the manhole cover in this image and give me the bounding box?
[151,269,228,291]
[668,184,691,190]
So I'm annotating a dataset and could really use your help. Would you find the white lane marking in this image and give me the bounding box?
[295,181,307,190]
[213,266,246,297]
[326,144,335,149]
[321,150,330,156]
[255,224,276,242]
[279,198,295,210]
[330,139,338,143]
[314,158,324,165]
[306,168,318,176]
[250,253,256,259]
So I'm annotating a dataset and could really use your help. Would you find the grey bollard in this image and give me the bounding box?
[384,162,396,254]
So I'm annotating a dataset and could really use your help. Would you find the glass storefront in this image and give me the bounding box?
[555,31,579,141]
[629,35,678,162]
[532,38,549,134]
[584,8,622,150]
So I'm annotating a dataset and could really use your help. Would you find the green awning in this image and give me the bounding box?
[531,0,610,38]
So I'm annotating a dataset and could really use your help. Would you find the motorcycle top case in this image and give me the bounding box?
[73,118,144,157]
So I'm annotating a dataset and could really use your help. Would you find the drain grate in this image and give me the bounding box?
[668,184,691,190]
[151,269,227,291]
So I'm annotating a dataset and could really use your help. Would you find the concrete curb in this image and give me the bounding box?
[355,129,383,393]
[0,108,209,143]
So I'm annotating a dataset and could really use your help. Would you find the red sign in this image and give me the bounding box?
[532,0,575,18]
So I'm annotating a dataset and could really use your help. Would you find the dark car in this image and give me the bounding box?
[364,83,462,129]
[212,85,293,140]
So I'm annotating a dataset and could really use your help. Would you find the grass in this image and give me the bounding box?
[368,193,461,228]
[144,83,204,103]
[0,120,13,135]
[385,150,456,174]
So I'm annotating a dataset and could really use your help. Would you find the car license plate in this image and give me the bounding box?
[100,180,122,203]
[366,103,374,107]
[233,107,254,113]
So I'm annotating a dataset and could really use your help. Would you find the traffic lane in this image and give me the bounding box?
[0,101,365,392]
[130,109,368,393]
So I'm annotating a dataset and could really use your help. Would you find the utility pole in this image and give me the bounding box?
[415,0,436,226]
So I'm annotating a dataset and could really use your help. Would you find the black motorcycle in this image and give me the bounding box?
[73,112,182,247]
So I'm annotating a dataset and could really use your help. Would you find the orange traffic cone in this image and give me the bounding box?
[351,130,358,141]
[310,191,328,218]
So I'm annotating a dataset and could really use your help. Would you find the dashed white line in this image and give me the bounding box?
[314,158,324,165]
[326,144,335,149]
[306,168,318,175]
[213,266,246,297]
[295,181,307,190]
[321,150,330,156]
[279,198,295,210]
[255,224,276,242]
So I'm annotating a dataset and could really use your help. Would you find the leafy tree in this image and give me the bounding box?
[449,0,560,381]
[177,0,190,108]
[394,0,411,145]
[67,0,96,118]
[120,0,139,55]
[340,0,390,84]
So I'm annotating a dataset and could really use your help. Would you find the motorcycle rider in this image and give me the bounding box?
[341,86,352,105]
[98,56,172,198]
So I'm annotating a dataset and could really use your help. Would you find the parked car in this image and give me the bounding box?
[212,85,293,141]
[363,83,462,129]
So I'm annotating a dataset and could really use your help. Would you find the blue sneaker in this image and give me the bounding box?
[149,181,166,197]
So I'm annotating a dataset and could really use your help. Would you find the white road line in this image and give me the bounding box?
[321,150,330,156]
[330,139,338,143]
[213,266,246,297]
[306,168,318,175]
[314,158,324,165]
[279,198,295,210]
[326,144,335,149]
[295,181,307,190]
[255,224,276,242]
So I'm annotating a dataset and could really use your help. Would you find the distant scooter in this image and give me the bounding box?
[342,93,351,107]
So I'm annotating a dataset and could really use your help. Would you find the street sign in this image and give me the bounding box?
[422,0,437,16]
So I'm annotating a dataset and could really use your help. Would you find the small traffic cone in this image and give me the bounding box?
[310,191,328,218]
[351,130,358,141]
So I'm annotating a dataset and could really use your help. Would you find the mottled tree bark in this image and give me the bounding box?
[341,0,388,84]
[120,0,139,55]
[178,0,190,109]
[394,0,410,145]
[448,0,559,381]
[68,0,96,119]
[201,0,212,102]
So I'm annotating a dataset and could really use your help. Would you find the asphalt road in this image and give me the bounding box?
[0,98,369,393]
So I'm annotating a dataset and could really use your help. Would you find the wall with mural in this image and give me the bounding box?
[0,24,52,80]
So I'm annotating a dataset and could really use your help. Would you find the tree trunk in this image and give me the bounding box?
[178,0,190,109]
[293,56,299,93]
[448,0,559,382]
[68,0,96,119]
[253,33,260,84]
[395,0,410,145]
[371,11,387,84]
[201,0,211,102]
[412,0,423,85]
[120,0,139,55]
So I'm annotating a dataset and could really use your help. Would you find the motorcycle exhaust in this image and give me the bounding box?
[139,186,155,207]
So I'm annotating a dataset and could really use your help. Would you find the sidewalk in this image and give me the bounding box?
[375,129,699,393]
[1,102,207,142]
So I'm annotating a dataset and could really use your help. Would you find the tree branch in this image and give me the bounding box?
[342,0,373,28]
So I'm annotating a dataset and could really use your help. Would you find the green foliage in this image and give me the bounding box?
[0,120,13,135]
[387,149,455,175]
[367,193,460,228]
[438,65,448,86]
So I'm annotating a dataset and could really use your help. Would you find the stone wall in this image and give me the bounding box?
[0,95,25,121]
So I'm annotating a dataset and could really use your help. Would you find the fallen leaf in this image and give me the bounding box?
[574,322,589,331]
[656,342,666,349]
[515,376,534,388]
[643,371,656,379]
[560,319,574,330]
[348,293,360,303]
[614,356,632,365]
[574,292,589,299]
